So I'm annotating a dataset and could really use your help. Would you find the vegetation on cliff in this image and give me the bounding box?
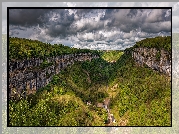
[9,37,99,60]
[9,37,171,126]
[109,53,171,126]
[133,36,171,52]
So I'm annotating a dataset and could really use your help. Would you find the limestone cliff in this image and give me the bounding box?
[9,53,99,99]
[131,47,171,76]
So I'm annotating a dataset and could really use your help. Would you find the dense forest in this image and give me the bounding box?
[133,36,171,52]
[9,37,99,60]
[8,36,171,126]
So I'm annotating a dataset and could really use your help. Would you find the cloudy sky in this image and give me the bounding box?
[3,2,178,50]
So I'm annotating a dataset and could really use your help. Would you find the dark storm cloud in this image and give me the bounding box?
[46,12,75,38]
[142,21,171,33]
[145,9,170,23]
[87,39,94,42]
[9,9,171,37]
[101,9,144,32]
[81,21,104,34]
[127,9,143,18]
[9,9,77,38]
[9,8,171,50]
[9,9,104,38]
[100,9,171,33]
[9,9,52,27]
[76,9,94,16]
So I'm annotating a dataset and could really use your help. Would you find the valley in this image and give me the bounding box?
[8,36,171,126]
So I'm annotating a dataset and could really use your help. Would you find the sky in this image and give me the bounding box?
[3,2,178,50]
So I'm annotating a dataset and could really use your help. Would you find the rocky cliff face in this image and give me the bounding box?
[131,47,171,76]
[9,53,99,99]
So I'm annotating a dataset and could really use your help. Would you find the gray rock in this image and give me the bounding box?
[131,48,171,76]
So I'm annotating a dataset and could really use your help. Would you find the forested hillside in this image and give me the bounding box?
[9,37,99,60]
[133,36,171,52]
[9,36,171,126]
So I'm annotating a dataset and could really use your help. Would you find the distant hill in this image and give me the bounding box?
[101,50,124,63]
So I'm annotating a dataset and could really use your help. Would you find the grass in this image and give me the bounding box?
[101,50,124,62]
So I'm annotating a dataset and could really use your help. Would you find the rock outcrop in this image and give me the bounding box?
[131,47,171,76]
[9,53,99,99]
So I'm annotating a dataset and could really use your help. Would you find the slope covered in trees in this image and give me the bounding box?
[9,37,99,60]
[9,36,171,126]
[133,36,171,52]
